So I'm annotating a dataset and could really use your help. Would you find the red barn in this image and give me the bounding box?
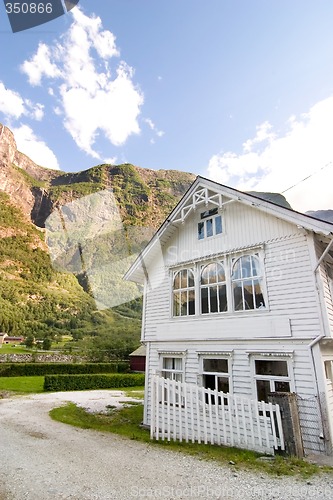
[129,345,146,372]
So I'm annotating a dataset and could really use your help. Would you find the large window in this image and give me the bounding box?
[254,359,291,403]
[171,252,267,318]
[198,208,222,240]
[201,262,227,313]
[232,255,265,311]
[173,269,195,316]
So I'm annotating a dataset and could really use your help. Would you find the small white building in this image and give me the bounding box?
[125,176,333,456]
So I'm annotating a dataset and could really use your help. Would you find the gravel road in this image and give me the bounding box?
[1,391,333,500]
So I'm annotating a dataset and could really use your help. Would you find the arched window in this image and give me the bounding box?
[173,269,195,316]
[201,262,227,313]
[232,254,265,311]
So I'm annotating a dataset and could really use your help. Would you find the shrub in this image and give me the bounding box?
[43,373,145,391]
[0,362,129,377]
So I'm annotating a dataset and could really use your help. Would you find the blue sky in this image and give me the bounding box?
[0,1,333,212]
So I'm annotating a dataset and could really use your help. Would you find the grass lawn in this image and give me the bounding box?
[49,401,330,478]
[0,376,44,393]
[0,345,32,354]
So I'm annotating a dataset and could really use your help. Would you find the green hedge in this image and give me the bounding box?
[44,373,145,391]
[0,362,129,377]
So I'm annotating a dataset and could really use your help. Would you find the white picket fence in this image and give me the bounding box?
[150,375,285,454]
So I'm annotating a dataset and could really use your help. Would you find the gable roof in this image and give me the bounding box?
[125,176,333,282]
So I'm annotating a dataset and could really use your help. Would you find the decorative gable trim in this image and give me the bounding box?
[172,186,235,224]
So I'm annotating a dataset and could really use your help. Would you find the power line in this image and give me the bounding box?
[281,161,332,194]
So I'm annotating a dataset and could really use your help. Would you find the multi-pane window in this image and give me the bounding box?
[202,357,230,404]
[160,356,184,404]
[254,359,291,403]
[198,208,222,240]
[172,253,267,318]
[161,357,183,382]
[173,269,195,316]
[201,262,227,313]
[232,254,266,311]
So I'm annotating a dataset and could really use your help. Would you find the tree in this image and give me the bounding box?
[25,336,35,348]
[42,338,52,350]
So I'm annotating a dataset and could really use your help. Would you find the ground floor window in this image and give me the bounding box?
[161,356,183,382]
[160,355,184,404]
[254,358,291,403]
[201,357,230,404]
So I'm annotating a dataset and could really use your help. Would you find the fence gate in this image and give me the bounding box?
[150,375,285,455]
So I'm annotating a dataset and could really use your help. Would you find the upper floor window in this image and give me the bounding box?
[201,262,227,313]
[198,208,222,240]
[232,255,266,311]
[173,269,195,317]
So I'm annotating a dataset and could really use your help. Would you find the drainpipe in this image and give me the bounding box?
[308,334,326,442]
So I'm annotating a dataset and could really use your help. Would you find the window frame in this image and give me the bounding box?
[159,353,185,405]
[170,249,268,318]
[160,354,184,383]
[200,261,227,314]
[172,268,196,317]
[198,207,223,240]
[231,253,267,312]
[251,355,294,403]
[199,354,232,405]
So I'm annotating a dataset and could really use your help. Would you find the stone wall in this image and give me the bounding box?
[0,353,86,363]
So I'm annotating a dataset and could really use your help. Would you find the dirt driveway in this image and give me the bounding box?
[1,391,333,500]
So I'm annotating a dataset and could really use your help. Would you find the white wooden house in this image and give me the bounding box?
[125,176,333,456]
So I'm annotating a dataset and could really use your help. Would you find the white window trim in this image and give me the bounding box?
[197,208,223,240]
[200,261,228,314]
[198,354,233,394]
[158,352,186,381]
[231,252,267,313]
[250,354,295,401]
[170,249,269,318]
[172,268,196,317]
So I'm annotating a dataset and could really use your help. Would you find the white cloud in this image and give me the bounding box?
[0,81,45,122]
[0,82,25,119]
[12,125,60,170]
[21,7,143,160]
[103,156,117,164]
[144,117,165,140]
[21,43,62,86]
[207,96,333,212]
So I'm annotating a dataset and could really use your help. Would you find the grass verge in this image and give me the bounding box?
[49,401,330,478]
[0,376,44,393]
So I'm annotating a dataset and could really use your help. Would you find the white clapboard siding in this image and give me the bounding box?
[150,376,284,455]
[143,233,322,342]
[165,201,299,267]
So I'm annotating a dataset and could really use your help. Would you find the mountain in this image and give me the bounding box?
[306,210,333,224]
[246,191,292,209]
[0,123,195,347]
